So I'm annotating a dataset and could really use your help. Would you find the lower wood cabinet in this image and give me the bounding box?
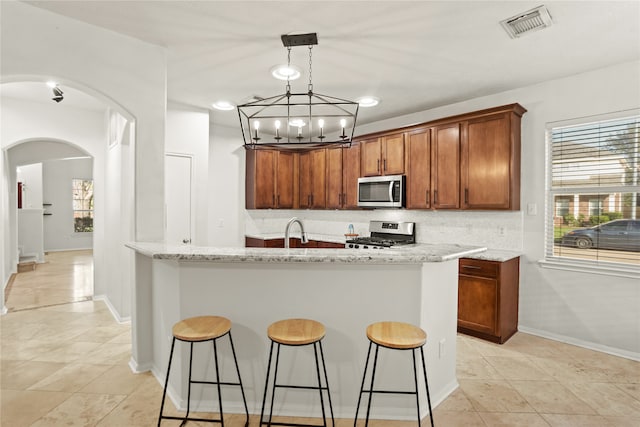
[245,237,344,249]
[457,256,520,344]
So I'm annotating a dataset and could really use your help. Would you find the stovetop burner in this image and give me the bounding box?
[345,221,416,249]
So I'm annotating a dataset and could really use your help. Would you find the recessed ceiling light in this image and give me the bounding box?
[270,64,301,81]
[46,80,58,88]
[212,100,235,111]
[357,96,380,107]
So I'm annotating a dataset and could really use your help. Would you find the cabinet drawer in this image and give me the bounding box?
[459,258,498,278]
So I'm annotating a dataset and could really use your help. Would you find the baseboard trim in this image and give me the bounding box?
[518,326,640,362]
[93,294,131,324]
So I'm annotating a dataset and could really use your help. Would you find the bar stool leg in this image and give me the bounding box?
[312,342,328,426]
[364,344,380,427]
[354,341,373,427]
[267,343,282,426]
[420,347,435,427]
[412,349,420,427]
[318,341,335,426]
[212,339,225,427]
[183,342,195,426]
[259,341,275,425]
[158,337,177,427]
[228,332,250,427]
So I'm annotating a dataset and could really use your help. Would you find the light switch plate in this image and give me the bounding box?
[527,203,537,215]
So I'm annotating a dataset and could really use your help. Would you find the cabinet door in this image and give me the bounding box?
[342,143,361,209]
[310,149,327,208]
[254,150,276,208]
[382,133,405,175]
[432,123,460,209]
[299,151,312,208]
[458,274,498,335]
[406,129,431,209]
[275,151,294,208]
[463,113,513,209]
[326,148,343,209]
[361,137,382,176]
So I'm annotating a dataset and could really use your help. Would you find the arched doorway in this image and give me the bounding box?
[1,80,136,319]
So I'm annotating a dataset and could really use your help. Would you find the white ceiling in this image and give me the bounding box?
[8,1,640,128]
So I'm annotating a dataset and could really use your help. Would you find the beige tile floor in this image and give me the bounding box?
[1,251,639,426]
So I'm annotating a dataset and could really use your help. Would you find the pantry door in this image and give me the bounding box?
[165,153,193,244]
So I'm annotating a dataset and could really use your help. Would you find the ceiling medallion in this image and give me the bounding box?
[237,33,359,150]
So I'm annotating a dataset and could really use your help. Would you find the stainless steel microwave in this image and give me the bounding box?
[357,175,405,208]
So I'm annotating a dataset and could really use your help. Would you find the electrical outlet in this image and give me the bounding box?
[218,219,224,228]
[498,226,506,236]
[439,338,446,358]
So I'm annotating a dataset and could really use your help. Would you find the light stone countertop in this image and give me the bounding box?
[126,241,487,263]
[463,249,521,262]
[244,233,519,262]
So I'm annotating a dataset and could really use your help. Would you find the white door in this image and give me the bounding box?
[165,154,193,244]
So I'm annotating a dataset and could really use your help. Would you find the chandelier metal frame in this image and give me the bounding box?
[238,33,359,150]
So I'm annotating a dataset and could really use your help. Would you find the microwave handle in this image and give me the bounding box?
[389,181,394,202]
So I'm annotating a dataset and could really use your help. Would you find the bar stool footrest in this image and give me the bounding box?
[159,415,222,424]
[362,389,418,395]
[274,384,330,391]
[260,422,325,427]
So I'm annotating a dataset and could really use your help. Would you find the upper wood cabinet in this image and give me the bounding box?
[431,123,461,209]
[461,106,525,210]
[246,149,294,209]
[405,129,431,209]
[245,103,525,211]
[326,148,343,209]
[342,142,361,209]
[360,133,405,176]
[299,149,326,209]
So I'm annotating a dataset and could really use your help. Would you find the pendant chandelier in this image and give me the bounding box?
[238,33,359,149]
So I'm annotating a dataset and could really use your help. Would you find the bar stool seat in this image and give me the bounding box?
[158,315,249,427]
[355,321,434,427]
[366,321,426,349]
[261,318,334,427]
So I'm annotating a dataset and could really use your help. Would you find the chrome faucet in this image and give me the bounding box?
[284,217,308,248]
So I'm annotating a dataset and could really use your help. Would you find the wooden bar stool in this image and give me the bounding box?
[354,321,434,427]
[158,316,249,427]
[260,318,334,427]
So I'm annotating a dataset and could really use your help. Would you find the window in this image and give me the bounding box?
[545,112,640,273]
[72,179,94,232]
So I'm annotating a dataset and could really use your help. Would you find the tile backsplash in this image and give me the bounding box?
[245,209,523,251]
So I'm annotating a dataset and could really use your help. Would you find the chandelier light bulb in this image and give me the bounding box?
[253,120,260,142]
[274,120,281,140]
[318,119,325,139]
[46,81,58,88]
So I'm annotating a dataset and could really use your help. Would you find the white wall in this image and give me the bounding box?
[165,103,209,245]
[241,61,640,358]
[42,158,94,252]
[207,120,246,247]
[16,163,43,209]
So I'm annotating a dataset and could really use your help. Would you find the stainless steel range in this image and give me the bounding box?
[345,220,416,249]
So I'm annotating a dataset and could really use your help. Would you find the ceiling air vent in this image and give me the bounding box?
[500,5,553,39]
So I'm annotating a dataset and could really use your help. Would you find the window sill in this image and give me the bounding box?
[539,257,640,279]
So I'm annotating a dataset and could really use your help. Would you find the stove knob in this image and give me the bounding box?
[348,244,355,248]
[363,245,369,249]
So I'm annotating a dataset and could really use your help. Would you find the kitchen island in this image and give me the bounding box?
[127,242,485,421]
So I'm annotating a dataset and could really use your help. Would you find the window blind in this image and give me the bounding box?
[546,113,640,270]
